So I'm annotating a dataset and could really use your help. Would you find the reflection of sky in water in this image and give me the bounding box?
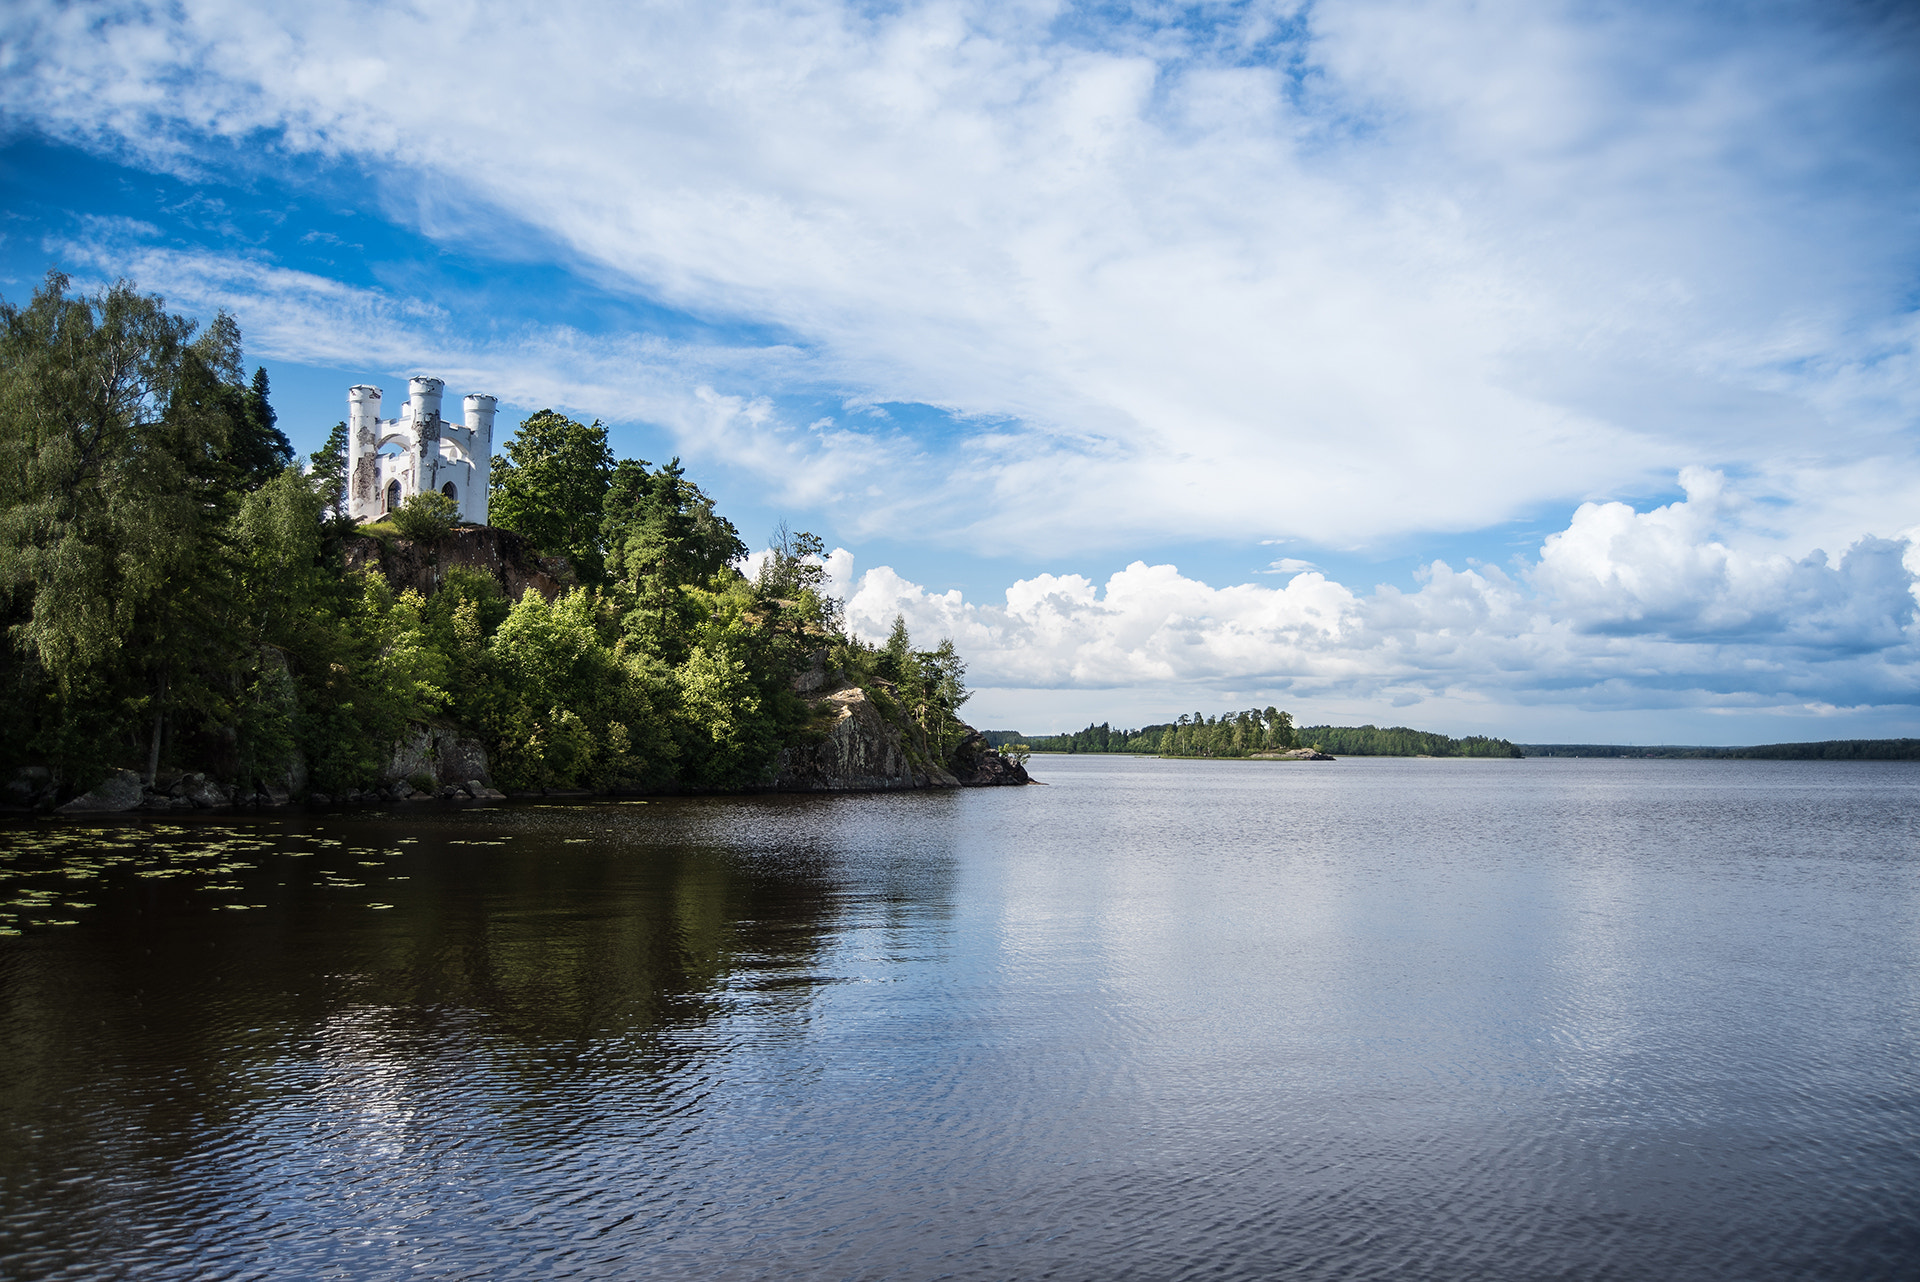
[3,761,1918,1278]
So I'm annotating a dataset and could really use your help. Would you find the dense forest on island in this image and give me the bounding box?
[1000,717,1522,758]
[1003,709,1300,757]
[0,272,985,802]
[1297,725,1524,758]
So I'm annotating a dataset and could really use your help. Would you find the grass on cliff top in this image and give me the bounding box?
[349,520,487,545]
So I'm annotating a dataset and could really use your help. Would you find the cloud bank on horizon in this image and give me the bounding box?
[2,0,1916,738]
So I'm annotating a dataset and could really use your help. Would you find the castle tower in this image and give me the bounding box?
[347,385,383,517]
[408,377,445,501]
[462,394,497,525]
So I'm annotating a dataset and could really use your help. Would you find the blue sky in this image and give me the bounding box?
[3,0,1917,741]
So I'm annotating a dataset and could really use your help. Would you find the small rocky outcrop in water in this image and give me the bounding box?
[774,658,1032,792]
[54,769,144,813]
[948,732,1032,786]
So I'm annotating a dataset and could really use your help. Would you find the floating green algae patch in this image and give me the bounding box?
[0,822,418,933]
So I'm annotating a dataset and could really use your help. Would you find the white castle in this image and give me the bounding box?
[347,377,495,526]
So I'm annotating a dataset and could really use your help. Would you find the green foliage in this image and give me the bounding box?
[1297,725,1523,757]
[231,366,294,489]
[603,457,748,663]
[1023,715,1520,759]
[0,267,988,799]
[0,271,255,778]
[310,421,349,520]
[466,588,675,790]
[390,491,460,542]
[676,640,772,788]
[488,410,615,581]
[1024,708,1298,757]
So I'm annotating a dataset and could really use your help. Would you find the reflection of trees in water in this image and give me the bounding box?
[0,805,962,1271]
[376,837,850,1046]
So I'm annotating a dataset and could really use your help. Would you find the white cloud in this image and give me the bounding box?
[4,0,1916,560]
[830,470,1920,734]
[8,0,1918,737]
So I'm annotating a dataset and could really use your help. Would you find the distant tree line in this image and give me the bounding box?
[1297,725,1523,758]
[1518,740,1920,760]
[996,717,1522,758]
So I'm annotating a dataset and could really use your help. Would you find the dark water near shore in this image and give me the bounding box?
[2,756,1918,1280]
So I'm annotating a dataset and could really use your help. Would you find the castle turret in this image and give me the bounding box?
[408,378,445,497]
[408,376,445,423]
[347,385,383,517]
[463,394,497,525]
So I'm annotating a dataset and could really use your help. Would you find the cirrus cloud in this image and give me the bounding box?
[3,0,1916,557]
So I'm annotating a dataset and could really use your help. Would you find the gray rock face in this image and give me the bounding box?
[947,732,1033,786]
[183,775,230,809]
[774,682,960,791]
[343,525,573,605]
[436,736,490,787]
[5,767,55,809]
[57,769,145,814]
[792,649,835,694]
[385,726,494,790]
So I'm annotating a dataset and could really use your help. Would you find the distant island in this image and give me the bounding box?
[996,721,1920,762]
[990,718,1522,758]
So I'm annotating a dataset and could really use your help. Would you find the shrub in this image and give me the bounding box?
[391,491,460,541]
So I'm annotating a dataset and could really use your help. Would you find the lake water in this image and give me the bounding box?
[2,755,1917,1279]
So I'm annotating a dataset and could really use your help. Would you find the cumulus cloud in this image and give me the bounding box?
[830,470,1919,728]
[4,0,1917,558]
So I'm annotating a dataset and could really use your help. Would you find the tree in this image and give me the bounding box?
[230,366,293,489]
[606,457,748,662]
[754,524,834,615]
[0,271,252,778]
[310,420,349,520]
[879,613,911,681]
[488,410,614,580]
[916,637,969,747]
[606,457,745,590]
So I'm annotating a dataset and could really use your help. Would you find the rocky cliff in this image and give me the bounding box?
[773,666,1031,792]
[342,524,574,601]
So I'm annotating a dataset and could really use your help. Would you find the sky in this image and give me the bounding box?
[2,0,1917,742]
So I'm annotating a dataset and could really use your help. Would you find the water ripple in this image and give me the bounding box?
[2,759,1918,1278]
